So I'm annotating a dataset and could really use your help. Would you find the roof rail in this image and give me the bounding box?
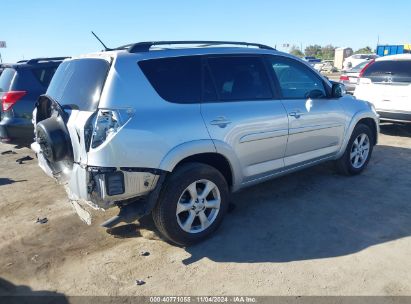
[128,41,275,53]
[26,57,70,64]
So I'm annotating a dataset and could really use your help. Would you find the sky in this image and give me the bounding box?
[1,0,410,63]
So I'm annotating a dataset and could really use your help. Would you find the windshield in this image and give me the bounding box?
[46,58,110,111]
[0,68,16,92]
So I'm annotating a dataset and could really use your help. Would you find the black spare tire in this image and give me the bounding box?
[36,116,72,163]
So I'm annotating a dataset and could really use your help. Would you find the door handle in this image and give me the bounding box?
[289,111,304,119]
[210,117,232,128]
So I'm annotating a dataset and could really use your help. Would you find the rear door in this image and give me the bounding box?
[201,55,289,183]
[267,55,346,167]
[357,60,411,113]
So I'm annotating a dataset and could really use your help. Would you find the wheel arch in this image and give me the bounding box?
[175,153,234,188]
[336,112,379,159]
[357,117,378,146]
[158,140,241,189]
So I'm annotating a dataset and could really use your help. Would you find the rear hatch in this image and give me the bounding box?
[33,57,111,182]
[356,60,411,112]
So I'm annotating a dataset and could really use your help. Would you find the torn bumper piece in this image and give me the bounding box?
[74,166,166,228]
[101,173,166,228]
[65,166,162,210]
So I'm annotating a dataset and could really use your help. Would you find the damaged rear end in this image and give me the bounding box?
[31,55,163,226]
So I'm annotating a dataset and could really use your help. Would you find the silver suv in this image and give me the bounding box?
[32,41,379,245]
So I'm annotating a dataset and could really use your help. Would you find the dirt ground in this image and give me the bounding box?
[0,124,410,296]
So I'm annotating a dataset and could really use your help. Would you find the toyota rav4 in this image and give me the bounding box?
[31,41,379,245]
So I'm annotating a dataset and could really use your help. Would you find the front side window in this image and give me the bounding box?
[206,56,272,101]
[269,56,326,99]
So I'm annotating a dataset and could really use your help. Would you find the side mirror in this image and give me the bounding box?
[332,83,346,98]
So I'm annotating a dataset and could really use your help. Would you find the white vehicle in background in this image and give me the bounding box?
[314,60,338,73]
[339,60,372,94]
[343,54,379,71]
[355,54,411,123]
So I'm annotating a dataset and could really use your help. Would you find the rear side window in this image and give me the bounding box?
[0,68,16,92]
[46,58,110,111]
[206,56,272,101]
[32,67,57,87]
[363,60,411,83]
[139,56,201,103]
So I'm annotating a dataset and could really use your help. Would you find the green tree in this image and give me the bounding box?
[355,46,373,54]
[289,45,304,57]
[304,44,322,58]
[321,44,336,60]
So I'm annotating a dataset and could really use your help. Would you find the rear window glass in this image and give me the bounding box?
[363,60,411,82]
[207,56,272,101]
[0,68,16,92]
[32,67,58,87]
[46,58,110,111]
[138,56,201,103]
[350,61,370,72]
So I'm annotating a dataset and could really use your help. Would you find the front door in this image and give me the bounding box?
[267,55,346,167]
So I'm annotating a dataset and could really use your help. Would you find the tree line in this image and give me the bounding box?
[289,45,374,59]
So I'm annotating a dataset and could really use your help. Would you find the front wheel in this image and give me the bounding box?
[152,163,229,246]
[336,123,374,175]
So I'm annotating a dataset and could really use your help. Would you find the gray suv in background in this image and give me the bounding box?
[0,57,67,144]
[32,41,379,245]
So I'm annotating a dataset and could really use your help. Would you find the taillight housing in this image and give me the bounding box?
[340,75,349,81]
[359,60,375,78]
[1,91,27,111]
[90,108,134,149]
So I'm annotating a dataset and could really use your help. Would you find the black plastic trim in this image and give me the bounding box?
[128,40,275,53]
[119,167,167,175]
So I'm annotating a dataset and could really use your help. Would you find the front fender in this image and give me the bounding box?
[336,110,379,159]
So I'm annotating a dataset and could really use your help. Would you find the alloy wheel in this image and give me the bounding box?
[176,179,221,234]
[350,133,370,169]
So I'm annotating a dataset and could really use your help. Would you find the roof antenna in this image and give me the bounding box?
[91,31,111,51]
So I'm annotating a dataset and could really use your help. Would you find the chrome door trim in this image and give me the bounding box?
[239,129,289,143]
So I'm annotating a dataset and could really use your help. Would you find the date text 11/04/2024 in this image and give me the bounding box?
[149,297,257,303]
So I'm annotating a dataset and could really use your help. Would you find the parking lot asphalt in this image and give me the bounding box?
[0,124,410,296]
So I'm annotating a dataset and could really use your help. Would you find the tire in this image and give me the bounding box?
[336,123,374,176]
[152,162,229,246]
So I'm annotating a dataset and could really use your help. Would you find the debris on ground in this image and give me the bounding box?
[135,280,146,286]
[35,217,48,224]
[1,150,17,155]
[16,156,33,164]
[140,251,150,257]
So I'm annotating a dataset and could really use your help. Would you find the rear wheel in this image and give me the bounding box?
[152,163,229,246]
[336,123,374,175]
